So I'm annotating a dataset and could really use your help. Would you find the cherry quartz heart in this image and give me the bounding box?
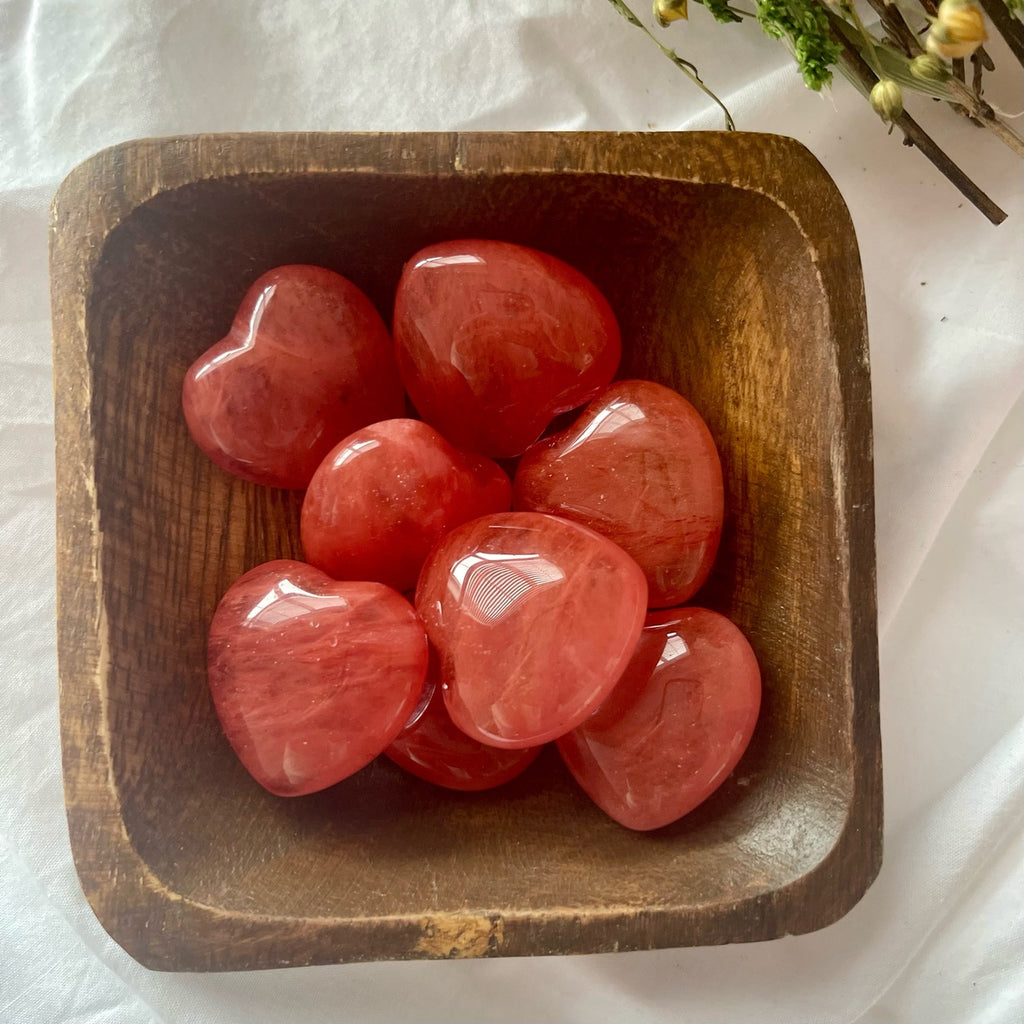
[557,607,761,831]
[393,240,621,459]
[415,512,648,749]
[182,265,404,489]
[514,379,724,607]
[385,657,542,791]
[301,419,511,592]
[207,560,428,796]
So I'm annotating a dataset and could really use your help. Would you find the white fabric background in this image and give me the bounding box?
[2,1,1022,1021]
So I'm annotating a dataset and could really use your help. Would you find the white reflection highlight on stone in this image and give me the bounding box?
[561,400,646,455]
[448,552,565,623]
[657,631,690,669]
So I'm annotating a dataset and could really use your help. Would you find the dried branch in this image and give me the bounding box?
[976,0,1024,65]
[835,6,1024,154]
[826,10,1008,223]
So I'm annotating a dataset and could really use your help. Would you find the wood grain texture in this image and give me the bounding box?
[50,131,881,971]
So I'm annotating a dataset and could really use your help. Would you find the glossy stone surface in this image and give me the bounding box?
[182,265,404,489]
[385,657,542,790]
[557,607,761,831]
[514,379,723,607]
[393,240,621,458]
[301,419,511,592]
[207,560,428,796]
[415,512,647,749]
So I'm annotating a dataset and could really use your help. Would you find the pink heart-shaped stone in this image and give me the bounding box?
[183,265,404,489]
[393,240,621,458]
[207,560,428,796]
[514,379,724,607]
[385,657,542,791]
[301,418,511,592]
[415,512,648,749]
[557,607,761,831]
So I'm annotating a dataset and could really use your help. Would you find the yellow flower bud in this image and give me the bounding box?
[926,0,987,60]
[910,53,951,83]
[870,79,904,125]
[653,0,688,26]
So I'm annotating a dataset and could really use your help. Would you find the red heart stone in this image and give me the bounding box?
[182,265,404,489]
[393,240,621,458]
[557,607,761,831]
[513,379,724,607]
[207,560,428,796]
[300,418,511,592]
[415,512,648,749]
[385,656,542,791]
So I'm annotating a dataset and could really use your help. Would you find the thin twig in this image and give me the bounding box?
[826,11,1008,223]
[863,0,922,55]
[949,82,1024,153]
[971,49,985,96]
[976,0,1024,65]
[606,0,736,129]
[614,0,736,128]
[952,57,989,125]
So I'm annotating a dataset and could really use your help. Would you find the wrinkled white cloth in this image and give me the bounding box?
[1,2,1022,1022]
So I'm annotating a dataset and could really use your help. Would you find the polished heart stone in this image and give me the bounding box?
[182,265,404,489]
[207,560,428,796]
[385,656,542,791]
[415,511,647,749]
[557,607,761,831]
[301,419,511,592]
[513,379,724,607]
[393,239,621,458]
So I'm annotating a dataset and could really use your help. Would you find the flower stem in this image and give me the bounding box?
[606,0,737,129]
[841,0,886,78]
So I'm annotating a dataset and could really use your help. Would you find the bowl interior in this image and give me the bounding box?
[85,167,853,926]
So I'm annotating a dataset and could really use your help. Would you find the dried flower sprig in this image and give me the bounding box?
[756,0,841,89]
[607,0,1023,223]
[610,0,737,128]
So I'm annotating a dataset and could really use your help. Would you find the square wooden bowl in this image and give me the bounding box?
[51,131,881,971]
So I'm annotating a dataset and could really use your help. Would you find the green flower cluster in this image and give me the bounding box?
[696,0,744,24]
[755,0,841,90]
